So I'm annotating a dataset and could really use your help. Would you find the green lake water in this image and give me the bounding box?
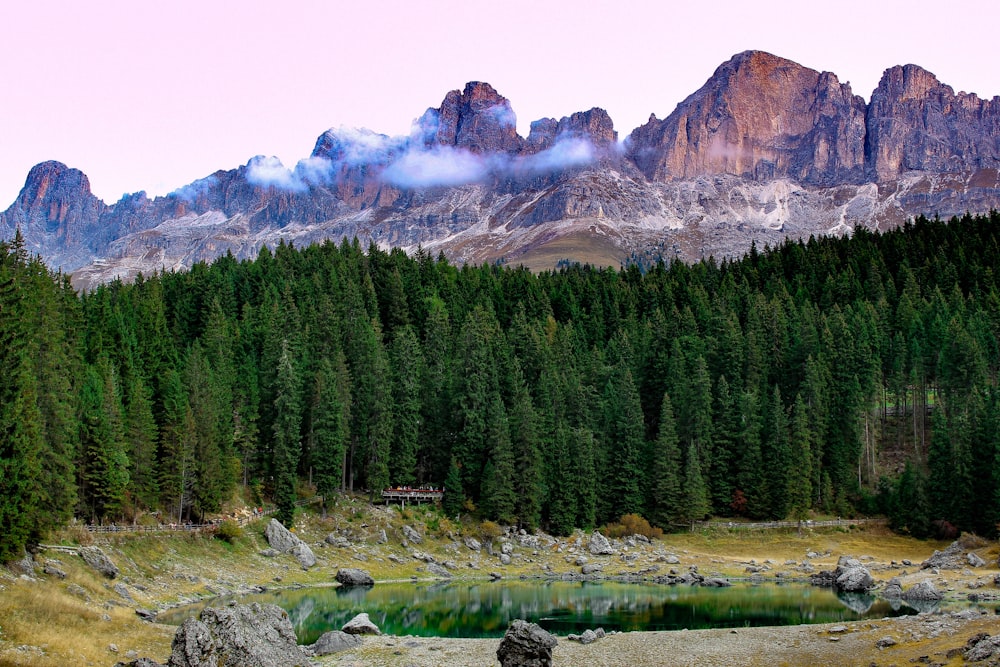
[158,580,995,644]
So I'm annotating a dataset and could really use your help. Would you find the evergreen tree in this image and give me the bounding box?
[786,393,814,521]
[649,393,682,529]
[442,458,464,517]
[272,340,302,527]
[680,441,710,523]
[389,325,423,486]
[479,394,516,523]
[310,352,351,512]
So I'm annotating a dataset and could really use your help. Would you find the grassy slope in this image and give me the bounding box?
[1,497,996,666]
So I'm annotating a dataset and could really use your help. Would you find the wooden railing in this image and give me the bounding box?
[80,496,323,534]
[690,518,887,531]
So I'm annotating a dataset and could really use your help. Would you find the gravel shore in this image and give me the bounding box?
[318,610,1000,666]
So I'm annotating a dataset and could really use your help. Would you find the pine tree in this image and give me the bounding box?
[78,358,130,521]
[479,394,516,524]
[442,458,464,517]
[310,352,351,512]
[680,441,710,523]
[508,362,543,529]
[786,393,814,521]
[599,363,645,523]
[649,393,682,529]
[389,325,423,486]
[272,340,302,527]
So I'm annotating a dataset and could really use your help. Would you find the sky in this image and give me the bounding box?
[2,0,999,207]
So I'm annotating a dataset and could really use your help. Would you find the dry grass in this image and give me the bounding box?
[0,572,172,666]
[1,500,994,666]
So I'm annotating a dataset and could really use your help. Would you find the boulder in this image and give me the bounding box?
[79,546,119,579]
[882,577,903,599]
[114,659,164,667]
[402,525,423,544]
[500,553,512,566]
[578,629,598,645]
[114,583,135,603]
[574,555,589,566]
[920,539,967,570]
[581,564,603,575]
[288,542,316,570]
[43,563,66,579]
[264,519,301,554]
[497,619,558,667]
[325,534,350,548]
[703,578,732,587]
[965,634,1000,662]
[968,552,986,568]
[342,612,381,635]
[311,630,362,655]
[135,608,157,622]
[588,531,614,556]
[335,568,374,587]
[259,548,281,558]
[836,564,874,593]
[811,556,873,593]
[426,562,452,578]
[902,580,942,601]
[168,603,308,667]
[464,536,482,552]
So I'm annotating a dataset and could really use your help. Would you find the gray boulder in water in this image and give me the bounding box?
[335,568,374,586]
[497,619,558,667]
[168,602,309,667]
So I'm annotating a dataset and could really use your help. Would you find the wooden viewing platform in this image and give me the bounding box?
[381,488,443,506]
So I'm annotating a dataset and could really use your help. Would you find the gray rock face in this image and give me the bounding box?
[882,577,903,599]
[288,542,316,569]
[311,630,362,655]
[902,580,943,601]
[114,659,164,667]
[79,546,119,579]
[965,633,1000,662]
[588,532,614,556]
[263,518,315,569]
[810,556,874,593]
[497,619,558,667]
[264,519,300,553]
[426,562,452,578]
[168,603,308,667]
[335,568,374,587]
[342,612,381,636]
[968,552,987,568]
[402,525,423,544]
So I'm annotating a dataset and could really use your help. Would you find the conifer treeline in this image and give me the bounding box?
[3,213,1000,560]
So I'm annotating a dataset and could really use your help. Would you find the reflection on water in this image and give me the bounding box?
[157,581,993,643]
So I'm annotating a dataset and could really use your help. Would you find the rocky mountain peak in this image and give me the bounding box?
[0,161,105,246]
[866,64,1000,181]
[626,50,867,186]
[416,81,522,154]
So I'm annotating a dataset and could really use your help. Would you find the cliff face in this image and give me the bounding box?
[865,64,1000,181]
[626,51,868,186]
[4,51,1000,287]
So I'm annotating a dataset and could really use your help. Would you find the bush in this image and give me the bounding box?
[603,513,663,541]
[213,520,243,544]
[478,520,502,544]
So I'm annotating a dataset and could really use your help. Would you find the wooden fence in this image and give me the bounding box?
[691,518,887,531]
[80,496,323,534]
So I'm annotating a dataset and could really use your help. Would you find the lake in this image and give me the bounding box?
[157,580,990,644]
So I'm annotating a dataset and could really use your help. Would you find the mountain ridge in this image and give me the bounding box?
[3,50,1000,286]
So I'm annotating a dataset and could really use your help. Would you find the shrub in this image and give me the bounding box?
[603,513,663,541]
[478,520,502,544]
[213,520,243,544]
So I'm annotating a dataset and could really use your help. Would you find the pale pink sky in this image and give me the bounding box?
[2,0,998,207]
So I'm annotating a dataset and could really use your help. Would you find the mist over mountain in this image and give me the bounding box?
[3,51,1000,287]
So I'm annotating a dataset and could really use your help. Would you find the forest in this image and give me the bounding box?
[3,212,1000,562]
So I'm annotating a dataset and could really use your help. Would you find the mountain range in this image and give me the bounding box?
[3,50,999,287]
